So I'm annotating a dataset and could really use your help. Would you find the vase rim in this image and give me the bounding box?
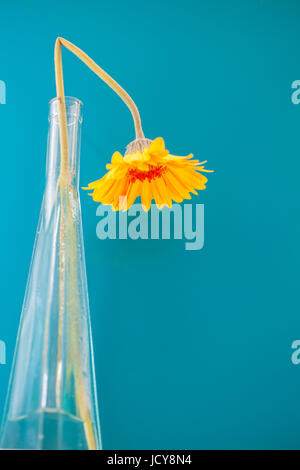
[48,96,83,121]
[49,96,83,106]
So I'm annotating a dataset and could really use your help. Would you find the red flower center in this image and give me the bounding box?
[127,165,166,183]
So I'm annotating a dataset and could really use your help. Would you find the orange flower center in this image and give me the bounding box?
[127,165,166,183]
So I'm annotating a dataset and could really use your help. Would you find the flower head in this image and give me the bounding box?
[83,137,213,211]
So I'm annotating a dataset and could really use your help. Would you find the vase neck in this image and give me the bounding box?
[46,97,83,189]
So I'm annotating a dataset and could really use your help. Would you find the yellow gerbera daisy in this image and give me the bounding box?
[83,137,212,211]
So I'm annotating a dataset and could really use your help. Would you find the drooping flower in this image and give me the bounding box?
[83,137,213,211]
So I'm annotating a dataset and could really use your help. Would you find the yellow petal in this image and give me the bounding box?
[82,178,103,190]
[163,174,184,203]
[90,176,114,198]
[151,180,166,208]
[148,137,168,158]
[195,167,214,173]
[166,169,192,199]
[98,179,121,203]
[111,151,123,164]
[141,179,152,212]
[126,180,142,210]
[156,177,172,207]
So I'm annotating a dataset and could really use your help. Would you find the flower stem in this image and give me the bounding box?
[55,37,145,181]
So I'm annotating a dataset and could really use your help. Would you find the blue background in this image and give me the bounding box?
[1,0,300,449]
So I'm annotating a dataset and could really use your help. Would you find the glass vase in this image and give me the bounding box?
[0,97,101,450]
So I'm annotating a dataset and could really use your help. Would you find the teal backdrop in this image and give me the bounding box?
[0,0,300,449]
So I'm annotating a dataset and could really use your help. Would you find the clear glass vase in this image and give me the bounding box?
[0,97,101,450]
